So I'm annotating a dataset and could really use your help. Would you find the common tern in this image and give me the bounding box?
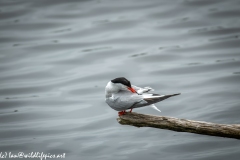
[105,77,180,116]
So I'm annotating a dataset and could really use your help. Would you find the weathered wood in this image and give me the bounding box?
[117,112,240,140]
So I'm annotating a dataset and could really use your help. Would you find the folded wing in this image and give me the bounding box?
[143,93,180,105]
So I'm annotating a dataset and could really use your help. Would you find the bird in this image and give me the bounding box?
[105,77,180,116]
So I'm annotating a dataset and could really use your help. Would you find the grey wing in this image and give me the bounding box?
[107,92,148,111]
[143,93,181,105]
[132,85,154,95]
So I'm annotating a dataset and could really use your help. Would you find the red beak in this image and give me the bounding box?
[128,87,137,93]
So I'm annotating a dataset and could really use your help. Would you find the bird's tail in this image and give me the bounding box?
[150,104,161,112]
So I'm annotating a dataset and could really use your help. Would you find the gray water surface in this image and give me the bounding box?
[0,0,240,160]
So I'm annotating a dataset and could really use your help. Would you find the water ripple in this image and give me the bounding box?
[0,0,240,160]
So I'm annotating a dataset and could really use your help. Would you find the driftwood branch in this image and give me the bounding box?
[117,112,240,140]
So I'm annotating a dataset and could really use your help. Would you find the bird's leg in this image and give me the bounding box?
[118,111,122,116]
[118,110,126,116]
[129,108,133,113]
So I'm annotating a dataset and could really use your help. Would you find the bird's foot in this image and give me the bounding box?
[118,110,126,116]
[129,108,133,113]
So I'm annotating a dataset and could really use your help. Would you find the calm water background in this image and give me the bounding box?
[0,0,240,159]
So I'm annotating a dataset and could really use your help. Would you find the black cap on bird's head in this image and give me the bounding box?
[111,77,137,93]
[111,77,131,88]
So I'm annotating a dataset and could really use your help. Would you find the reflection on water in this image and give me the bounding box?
[0,0,240,160]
